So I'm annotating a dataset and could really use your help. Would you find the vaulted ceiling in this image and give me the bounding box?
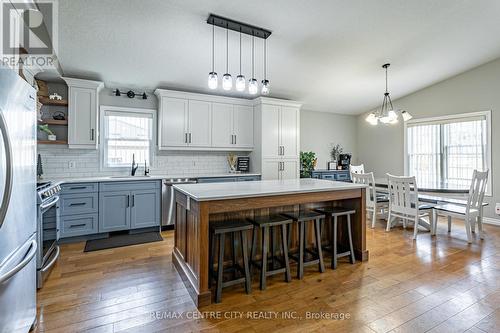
[56,0,500,114]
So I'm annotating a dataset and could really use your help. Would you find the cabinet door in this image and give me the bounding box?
[280,106,300,158]
[211,103,233,147]
[99,191,130,232]
[159,97,188,148]
[188,100,211,147]
[261,105,281,158]
[130,189,160,229]
[233,105,254,148]
[261,159,281,180]
[68,87,97,148]
[281,159,299,180]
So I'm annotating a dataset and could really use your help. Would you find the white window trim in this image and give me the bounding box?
[403,110,492,196]
[99,106,157,171]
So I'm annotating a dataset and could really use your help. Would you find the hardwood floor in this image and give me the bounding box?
[35,218,500,332]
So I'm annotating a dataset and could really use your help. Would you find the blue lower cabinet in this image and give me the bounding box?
[98,181,161,233]
[99,191,131,232]
[311,170,351,182]
[130,189,160,229]
[60,214,98,238]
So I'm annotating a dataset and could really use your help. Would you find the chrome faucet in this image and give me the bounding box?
[131,154,138,176]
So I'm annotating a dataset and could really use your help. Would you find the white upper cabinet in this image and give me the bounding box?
[155,89,253,151]
[63,77,104,149]
[188,100,211,147]
[280,106,300,158]
[160,97,188,147]
[261,104,280,158]
[233,105,254,148]
[212,103,233,147]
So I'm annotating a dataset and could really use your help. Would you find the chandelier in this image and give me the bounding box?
[366,63,412,125]
[207,14,271,95]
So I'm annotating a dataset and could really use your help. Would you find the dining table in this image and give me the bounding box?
[373,178,487,230]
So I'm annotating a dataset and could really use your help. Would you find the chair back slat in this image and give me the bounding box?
[387,174,419,215]
[467,170,488,212]
[352,172,376,208]
[349,164,365,177]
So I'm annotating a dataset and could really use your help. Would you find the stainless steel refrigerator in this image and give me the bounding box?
[0,66,37,332]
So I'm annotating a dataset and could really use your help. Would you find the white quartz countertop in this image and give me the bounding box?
[42,173,261,184]
[173,178,366,201]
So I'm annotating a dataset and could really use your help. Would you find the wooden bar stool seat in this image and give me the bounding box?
[209,219,253,303]
[315,207,356,269]
[281,210,325,279]
[249,215,293,290]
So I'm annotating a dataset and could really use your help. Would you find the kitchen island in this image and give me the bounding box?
[172,178,367,306]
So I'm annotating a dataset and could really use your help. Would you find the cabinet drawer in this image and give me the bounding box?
[60,214,98,238]
[61,182,98,194]
[197,177,236,183]
[60,193,98,216]
[321,174,336,180]
[99,181,161,193]
[336,173,350,181]
[236,176,260,182]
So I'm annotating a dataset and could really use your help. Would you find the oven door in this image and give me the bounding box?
[37,195,60,288]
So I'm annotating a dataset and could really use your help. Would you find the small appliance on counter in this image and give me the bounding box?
[338,153,352,170]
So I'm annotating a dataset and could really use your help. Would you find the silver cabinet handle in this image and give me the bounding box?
[185,133,188,144]
[0,111,13,229]
[282,146,285,155]
[127,195,130,207]
[90,128,95,141]
[69,223,87,228]
[131,194,135,207]
[69,202,86,207]
[189,133,192,144]
[234,134,236,145]
[0,239,37,284]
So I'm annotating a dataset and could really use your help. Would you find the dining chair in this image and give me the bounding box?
[386,174,433,239]
[431,170,488,243]
[349,164,365,178]
[351,172,389,228]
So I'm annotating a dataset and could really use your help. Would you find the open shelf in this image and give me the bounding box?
[37,140,68,145]
[38,119,68,125]
[38,96,68,106]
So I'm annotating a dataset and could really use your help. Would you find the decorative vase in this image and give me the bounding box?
[47,134,56,141]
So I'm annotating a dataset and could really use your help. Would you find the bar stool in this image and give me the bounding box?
[280,210,325,279]
[249,215,293,290]
[209,219,253,303]
[315,207,356,269]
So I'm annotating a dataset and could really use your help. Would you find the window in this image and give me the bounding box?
[101,107,155,169]
[405,111,491,195]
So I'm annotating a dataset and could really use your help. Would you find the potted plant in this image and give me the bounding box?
[38,124,56,141]
[300,151,317,178]
[330,144,343,170]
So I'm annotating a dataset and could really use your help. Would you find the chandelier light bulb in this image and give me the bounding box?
[236,75,246,91]
[366,113,378,125]
[261,79,270,94]
[248,78,258,94]
[222,73,232,90]
[208,72,218,89]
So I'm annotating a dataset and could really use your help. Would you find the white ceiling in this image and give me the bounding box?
[55,0,500,114]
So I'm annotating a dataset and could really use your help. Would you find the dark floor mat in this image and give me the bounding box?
[84,232,163,252]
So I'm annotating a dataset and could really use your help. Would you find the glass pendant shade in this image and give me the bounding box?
[261,79,270,94]
[208,72,218,89]
[401,110,413,121]
[222,73,232,90]
[366,113,378,125]
[248,78,258,94]
[236,75,246,91]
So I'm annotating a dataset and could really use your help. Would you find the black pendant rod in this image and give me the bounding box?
[239,28,242,75]
[211,24,215,72]
[207,14,272,39]
[225,23,229,73]
[251,34,255,78]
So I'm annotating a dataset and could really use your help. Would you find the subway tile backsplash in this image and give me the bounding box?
[38,145,242,179]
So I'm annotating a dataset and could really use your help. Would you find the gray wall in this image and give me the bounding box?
[356,58,500,219]
[301,110,357,169]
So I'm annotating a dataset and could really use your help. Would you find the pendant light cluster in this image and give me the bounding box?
[366,63,413,125]
[207,14,271,95]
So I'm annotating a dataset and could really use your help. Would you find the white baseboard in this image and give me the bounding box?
[483,217,500,226]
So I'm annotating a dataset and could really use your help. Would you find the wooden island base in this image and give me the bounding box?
[173,187,367,307]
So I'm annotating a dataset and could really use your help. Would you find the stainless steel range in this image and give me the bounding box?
[36,181,61,288]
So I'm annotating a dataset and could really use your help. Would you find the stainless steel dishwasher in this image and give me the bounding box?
[162,178,197,229]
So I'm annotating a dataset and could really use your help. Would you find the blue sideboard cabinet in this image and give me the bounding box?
[311,170,351,182]
[99,181,161,232]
